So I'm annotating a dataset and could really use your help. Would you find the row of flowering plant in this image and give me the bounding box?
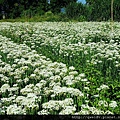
[0,22,119,115]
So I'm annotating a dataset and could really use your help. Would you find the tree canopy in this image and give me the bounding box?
[0,0,119,21]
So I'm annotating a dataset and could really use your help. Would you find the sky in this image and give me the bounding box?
[77,0,86,4]
[48,0,86,4]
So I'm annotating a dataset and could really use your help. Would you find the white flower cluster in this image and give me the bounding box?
[75,104,114,115]
[7,104,26,115]
[97,84,109,91]
[52,86,84,97]
[0,84,10,93]
[98,100,108,107]
[0,22,119,115]
[41,98,75,114]
[0,34,87,115]
[98,100,118,108]
[63,73,87,85]
[59,106,76,115]
[109,101,117,108]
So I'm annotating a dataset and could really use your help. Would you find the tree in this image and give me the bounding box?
[86,0,120,21]
[66,2,86,19]
[111,0,114,32]
[0,0,50,19]
[50,0,77,13]
[0,0,9,18]
[86,0,111,21]
[0,0,4,18]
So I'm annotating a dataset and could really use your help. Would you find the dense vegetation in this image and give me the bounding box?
[0,0,120,117]
[0,22,120,115]
[0,0,120,21]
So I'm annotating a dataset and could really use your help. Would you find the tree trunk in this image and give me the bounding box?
[111,0,114,32]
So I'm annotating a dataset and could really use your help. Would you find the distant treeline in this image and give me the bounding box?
[0,0,120,21]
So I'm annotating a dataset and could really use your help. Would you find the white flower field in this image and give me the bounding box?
[0,22,120,115]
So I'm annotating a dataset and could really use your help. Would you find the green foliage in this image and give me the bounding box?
[77,15,86,22]
[65,2,90,21]
[0,0,120,21]
[0,22,120,114]
[45,11,54,16]
[0,12,70,22]
[86,0,120,21]
[50,0,77,13]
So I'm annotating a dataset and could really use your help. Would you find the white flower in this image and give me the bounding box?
[97,84,109,91]
[59,106,76,115]
[30,74,36,78]
[81,78,88,82]
[97,88,101,91]
[98,100,108,107]
[81,104,89,109]
[8,87,19,92]
[109,101,117,108]
[26,103,39,110]
[35,83,42,88]
[64,98,74,106]
[84,50,88,55]
[69,66,75,71]
[63,75,74,81]
[84,87,90,90]
[71,88,84,97]
[75,76,81,81]
[69,71,78,75]
[86,82,90,84]
[24,78,29,83]
[38,109,49,115]
[13,84,18,87]
[42,100,61,111]
[66,80,74,85]
[27,93,37,98]
[20,88,33,95]
[79,110,90,115]
[15,96,26,104]
[53,85,61,94]
[100,84,109,89]
[0,84,10,93]
[88,107,104,114]
[79,73,85,78]
[7,104,26,115]
[51,94,56,98]
[104,110,114,115]
[93,94,99,97]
